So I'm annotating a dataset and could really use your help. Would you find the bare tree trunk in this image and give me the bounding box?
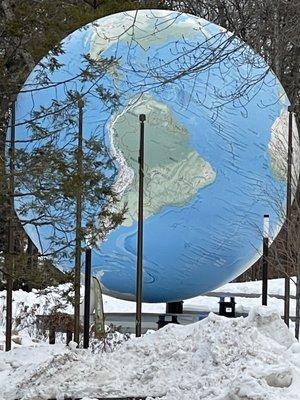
[5,101,15,351]
[273,3,281,81]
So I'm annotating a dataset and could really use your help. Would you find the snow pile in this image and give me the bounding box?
[1,306,299,400]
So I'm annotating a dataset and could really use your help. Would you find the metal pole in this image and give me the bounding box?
[74,98,84,345]
[262,214,269,306]
[135,114,146,337]
[83,246,92,348]
[296,271,300,340]
[5,101,15,351]
[294,104,300,339]
[284,106,293,326]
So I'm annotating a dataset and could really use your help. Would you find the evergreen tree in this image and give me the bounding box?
[15,89,125,264]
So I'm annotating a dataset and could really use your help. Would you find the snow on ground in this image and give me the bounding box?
[0,284,131,351]
[0,307,300,400]
[0,278,299,399]
[0,284,74,349]
[103,278,297,317]
[0,278,297,348]
[184,278,297,316]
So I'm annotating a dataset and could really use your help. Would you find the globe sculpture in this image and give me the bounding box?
[16,10,299,302]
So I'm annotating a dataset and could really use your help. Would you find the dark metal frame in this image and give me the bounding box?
[83,246,92,348]
[284,106,293,326]
[135,114,146,337]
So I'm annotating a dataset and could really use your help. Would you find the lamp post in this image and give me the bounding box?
[262,214,269,306]
[74,98,84,344]
[284,105,293,326]
[83,237,92,349]
[135,114,146,337]
[294,104,300,340]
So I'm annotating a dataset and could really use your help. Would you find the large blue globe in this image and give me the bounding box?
[16,10,299,302]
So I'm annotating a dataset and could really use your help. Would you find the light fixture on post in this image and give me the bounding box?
[83,232,92,349]
[262,214,269,306]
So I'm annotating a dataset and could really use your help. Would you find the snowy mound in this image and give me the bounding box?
[1,307,300,400]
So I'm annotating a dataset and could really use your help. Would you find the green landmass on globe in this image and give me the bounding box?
[111,94,216,226]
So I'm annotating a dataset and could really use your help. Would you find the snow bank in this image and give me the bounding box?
[0,307,299,400]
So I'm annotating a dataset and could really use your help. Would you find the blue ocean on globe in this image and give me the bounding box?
[16,10,298,302]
